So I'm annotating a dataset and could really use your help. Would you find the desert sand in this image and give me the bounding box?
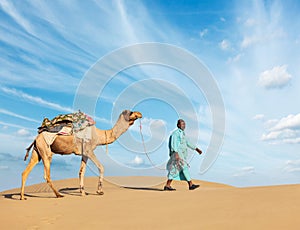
[1,176,300,230]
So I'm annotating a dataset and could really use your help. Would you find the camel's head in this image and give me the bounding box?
[122,110,143,125]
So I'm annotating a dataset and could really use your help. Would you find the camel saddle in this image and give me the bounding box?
[38,111,95,134]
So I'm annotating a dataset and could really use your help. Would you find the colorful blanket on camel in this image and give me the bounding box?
[38,110,95,134]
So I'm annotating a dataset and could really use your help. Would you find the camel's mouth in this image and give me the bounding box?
[129,111,142,125]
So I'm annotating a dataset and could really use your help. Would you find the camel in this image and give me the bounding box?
[20,110,142,200]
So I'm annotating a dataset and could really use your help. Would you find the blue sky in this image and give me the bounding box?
[1,0,300,191]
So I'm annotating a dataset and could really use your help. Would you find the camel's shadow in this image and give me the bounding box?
[2,192,57,200]
[1,187,83,200]
[58,187,82,196]
[59,187,103,196]
[1,186,164,200]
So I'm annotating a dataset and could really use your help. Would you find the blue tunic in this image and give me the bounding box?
[167,128,196,181]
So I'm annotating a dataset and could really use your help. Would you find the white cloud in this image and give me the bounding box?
[261,129,298,141]
[16,128,30,137]
[220,17,226,22]
[258,65,292,89]
[233,166,255,177]
[283,160,300,173]
[253,114,265,120]
[261,113,300,144]
[241,36,259,48]
[244,18,256,27]
[1,125,9,130]
[131,155,144,165]
[219,39,230,50]
[263,119,279,129]
[282,138,300,144]
[271,114,300,131]
[129,117,166,137]
[0,166,9,170]
[199,29,208,38]
[227,53,243,63]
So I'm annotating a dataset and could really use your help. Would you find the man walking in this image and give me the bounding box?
[164,119,202,191]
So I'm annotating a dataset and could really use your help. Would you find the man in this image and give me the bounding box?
[164,119,202,191]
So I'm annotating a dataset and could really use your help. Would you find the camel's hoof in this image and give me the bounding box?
[97,191,104,195]
[20,196,27,200]
[56,194,64,198]
[81,191,87,196]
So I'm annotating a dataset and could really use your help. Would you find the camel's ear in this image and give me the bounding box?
[122,110,131,122]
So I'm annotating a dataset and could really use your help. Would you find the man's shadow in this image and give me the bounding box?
[122,187,164,191]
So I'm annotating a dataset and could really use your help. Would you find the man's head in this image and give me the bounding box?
[177,119,186,130]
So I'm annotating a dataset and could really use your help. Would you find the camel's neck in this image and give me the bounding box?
[95,117,130,145]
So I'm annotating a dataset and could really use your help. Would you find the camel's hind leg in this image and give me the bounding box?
[79,155,88,196]
[20,148,40,200]
[36,134,63,198]
[42,158,64,198]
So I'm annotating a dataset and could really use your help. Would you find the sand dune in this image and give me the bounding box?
[1,176,300,230]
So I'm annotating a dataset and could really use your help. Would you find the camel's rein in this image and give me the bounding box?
[138,120,166,170]
[138,120,195,169]
[86,119,195,176]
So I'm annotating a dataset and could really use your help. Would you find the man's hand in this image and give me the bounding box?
[175,152,180,161]
[195,148,202,155]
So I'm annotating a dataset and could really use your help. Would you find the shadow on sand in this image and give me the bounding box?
[122,186,164,192]
[59,187,104,196]
[1,186,165,200]
[1,192,57,200]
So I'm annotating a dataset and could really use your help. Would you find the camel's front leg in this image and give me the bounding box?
[88,151,104,195]
[20,149,40,200]
[79,155,88,196]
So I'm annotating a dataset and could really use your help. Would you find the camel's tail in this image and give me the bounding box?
[24,140,35,161]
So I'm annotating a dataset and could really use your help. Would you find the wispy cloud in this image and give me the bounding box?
[233,166,255,177]
[0,86,73,113]
[253,114,265,121]
[16,128,31,137]
[0,0,33,34]
[0,109,40,123]
[283,160,300,173]
[220,17,226,22]
[244,18,256,27]
[199,28,208,38]
[241,28,286,49]
[227,53,243,63]
[219,39,230,50]
[0,121,35,130]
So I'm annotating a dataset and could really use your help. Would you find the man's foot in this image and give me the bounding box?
[189,184,200,190]
[164,186,176,191]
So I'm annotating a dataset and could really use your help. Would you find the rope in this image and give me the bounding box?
[105,130,108,154]
[139,120,166,170]
[86,161,100,176]
[138,120,196,170]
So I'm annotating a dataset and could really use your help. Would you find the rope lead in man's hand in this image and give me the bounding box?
[195,148,202,155]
